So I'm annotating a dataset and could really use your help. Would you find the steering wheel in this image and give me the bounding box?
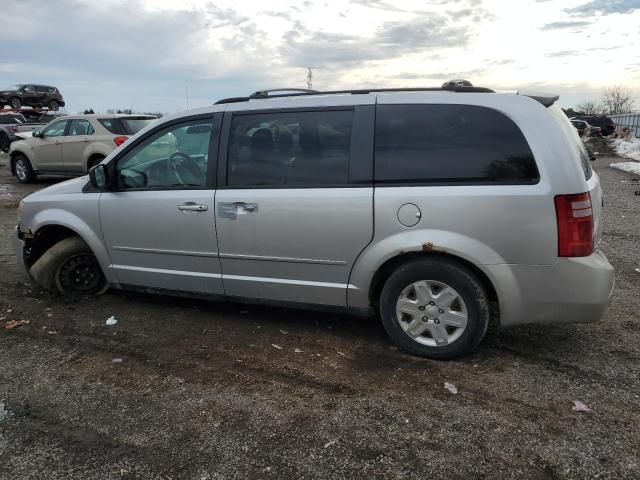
[168,152,203,186]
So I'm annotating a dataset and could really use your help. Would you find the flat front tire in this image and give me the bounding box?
[30,236,107,296]
[379,258,490,360]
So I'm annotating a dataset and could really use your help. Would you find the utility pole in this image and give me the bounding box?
[185,86,189,110]
[306,67,313,90]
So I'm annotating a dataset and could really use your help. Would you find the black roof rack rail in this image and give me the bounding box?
[215,85,495,105]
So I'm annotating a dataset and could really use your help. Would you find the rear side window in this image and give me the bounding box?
[99,118,126,135]
[375,104,539,184]
[121,118,155,134]
[99,118,155,135]
[227,110,353,187]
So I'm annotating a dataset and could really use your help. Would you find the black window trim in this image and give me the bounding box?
[373,103,541,187]
[101,112,223,192]
[217,105,374,190]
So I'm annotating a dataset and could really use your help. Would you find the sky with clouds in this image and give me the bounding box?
[1,0,638,113]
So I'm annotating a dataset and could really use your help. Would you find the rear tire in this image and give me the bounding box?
[30,236,107,296]
[13,154,36,183]
[87,155,105,171]
[379,258,490,360]
[10,97,21,109]
[48,100,59,111]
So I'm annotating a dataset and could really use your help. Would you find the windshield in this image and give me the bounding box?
[121,118,156,134]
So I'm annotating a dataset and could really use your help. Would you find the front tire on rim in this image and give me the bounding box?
[13,154,36,183]
[29,236,107,296]
[379,258,490,359]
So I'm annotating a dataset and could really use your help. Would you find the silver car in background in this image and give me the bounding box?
[12,85,614,359]
[9,114,157,183]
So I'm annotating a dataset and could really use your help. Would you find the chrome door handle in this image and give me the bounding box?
[218,202,258,219]
[178,202,208,212]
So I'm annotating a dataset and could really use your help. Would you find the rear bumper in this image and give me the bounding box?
[487,250,615,327]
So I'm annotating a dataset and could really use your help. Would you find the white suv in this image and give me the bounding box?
[9,114,157,183]
[12,86,614,359]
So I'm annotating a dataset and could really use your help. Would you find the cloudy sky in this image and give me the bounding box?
[1,0,638,113]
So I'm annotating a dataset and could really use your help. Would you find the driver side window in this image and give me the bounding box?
[116,118,214,189]
[42,120,68,138]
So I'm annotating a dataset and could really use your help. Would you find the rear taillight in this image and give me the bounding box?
[554,192,594,257]
[113,135,129,146]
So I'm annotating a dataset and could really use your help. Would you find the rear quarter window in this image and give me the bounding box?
[375,104,539,184]
[98,118,126,135]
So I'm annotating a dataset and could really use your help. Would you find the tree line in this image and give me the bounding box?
[565,85,635,117]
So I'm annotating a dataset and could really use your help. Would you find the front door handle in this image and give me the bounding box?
[218,202,258,219]
[178,202,208,212]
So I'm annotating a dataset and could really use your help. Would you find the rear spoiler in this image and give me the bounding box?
[517,91,559,107]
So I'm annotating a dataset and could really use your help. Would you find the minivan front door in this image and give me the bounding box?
[215,105,374,306]
[99,114,223,294]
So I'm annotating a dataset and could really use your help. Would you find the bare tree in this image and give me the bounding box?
[576,100,601,115]
[600,85,635,115]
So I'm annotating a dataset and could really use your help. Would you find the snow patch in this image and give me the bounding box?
[610,162,640,176]
[611,137,640,162]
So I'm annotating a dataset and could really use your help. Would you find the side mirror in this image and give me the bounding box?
[89,164,109,190]
[32,130,41,138]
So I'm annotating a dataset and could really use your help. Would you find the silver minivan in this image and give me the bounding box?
[12,85,615,359]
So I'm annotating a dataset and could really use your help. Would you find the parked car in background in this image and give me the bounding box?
[9,114,157,183]
[0,84,66,111]
[589,125,602,136]
[573,115,616,136]
[570,119,590,136]
[0,111,62,152]
[12,85,614,359]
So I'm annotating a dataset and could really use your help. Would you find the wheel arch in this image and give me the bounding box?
[25,212,116,284]
[348,231,503,326]
[85,152,107,171]
[368,251,499,318]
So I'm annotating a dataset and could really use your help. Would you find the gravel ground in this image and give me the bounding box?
[0,140,639,479]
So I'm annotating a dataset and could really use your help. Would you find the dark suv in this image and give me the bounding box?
[0,84,66,111]
[573,115,616,136]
